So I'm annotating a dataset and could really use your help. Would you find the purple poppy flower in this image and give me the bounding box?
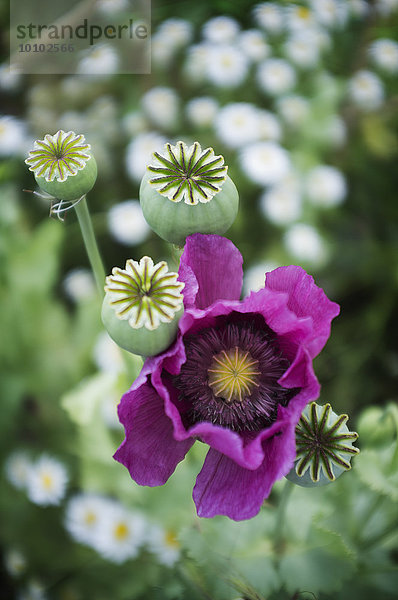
[114,234,339,520]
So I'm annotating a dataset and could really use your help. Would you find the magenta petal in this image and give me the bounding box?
[179,234,243,309]
[114,381,194,485]
[193,427,296,520]
[264,266,340,357]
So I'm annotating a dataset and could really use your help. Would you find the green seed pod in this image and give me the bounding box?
[140,141,239,246]
[25,130,97,201]
[101,256,184,357]
[286,402,359,488]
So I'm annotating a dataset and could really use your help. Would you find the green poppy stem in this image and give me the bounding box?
[273,479,295,554]
[74,195,106,295]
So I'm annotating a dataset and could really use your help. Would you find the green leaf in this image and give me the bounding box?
[180,513,280,598]
[62,372,118,426]
[355,444,398,501]
[279,525,356,594]
[8,219,64,295]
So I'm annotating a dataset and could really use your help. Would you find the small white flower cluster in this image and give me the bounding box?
[126,131,166,182]
[253,0,385,34]
[77,44,120,76]
[347,36,398,111]
[257,163,346,265]
[0,115,28,157]
[141,87,180,131]
[107,199,151,246]
[65,493,181,566]
[63,268,96,303]
[347,70,384,111]
[214,102,280,149]
[152,18,193,67]
[5,452,68,506]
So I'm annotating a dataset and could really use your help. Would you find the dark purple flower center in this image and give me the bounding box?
[174,313,298,432]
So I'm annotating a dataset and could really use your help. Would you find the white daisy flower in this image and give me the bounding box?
[122,110,148,137]
[284,31,322,69]
[348,0,370,17]
[276,95,310,128]
[65,493,110,547]
[305,165,347,208]
[258,109,282,141]
[202,16,240,43]
[253,3,284,34]
[141,87,179,130]
[286,4,317,31]
[0,63,22,91]
[240,141,291,186]
[0,116,26,157]
[369,39,398,74]
[108,200,150,246]
[147,525,181,567]
[205,44,249,88]
[309,0,349,28]
[95,504,147,564]
[375,0,398,17]
[257,58,296,96]
[183,43,212,83]
[77,44,119,76]
[284,223,328,265]
[17,579,47,600]
[5,451,32,490]
[4,549,27,577]
[93,331,125,375]
[63,269,95,303]
[238,29,270,62]
[260,174,303,225]
[125,131,166,182]
[214,102,262,148]
[151,32,178,69]
[26,455,68,506]
[156,18,193,49]
[348,70,384,111]
[185,97,219,128]
[243,261,280,295]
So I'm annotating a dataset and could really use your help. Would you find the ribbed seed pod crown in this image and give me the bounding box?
[101,256,184,357]
[25,130,97,201]
[140,141,239,246]
[286,402,359,487]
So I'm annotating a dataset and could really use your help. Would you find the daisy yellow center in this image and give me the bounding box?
[298,6,311,19]
[114,522,129,541]
[41,473,53,490]
[84,511,97,525]
[165,530,180,549]
[208,346,261,403]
